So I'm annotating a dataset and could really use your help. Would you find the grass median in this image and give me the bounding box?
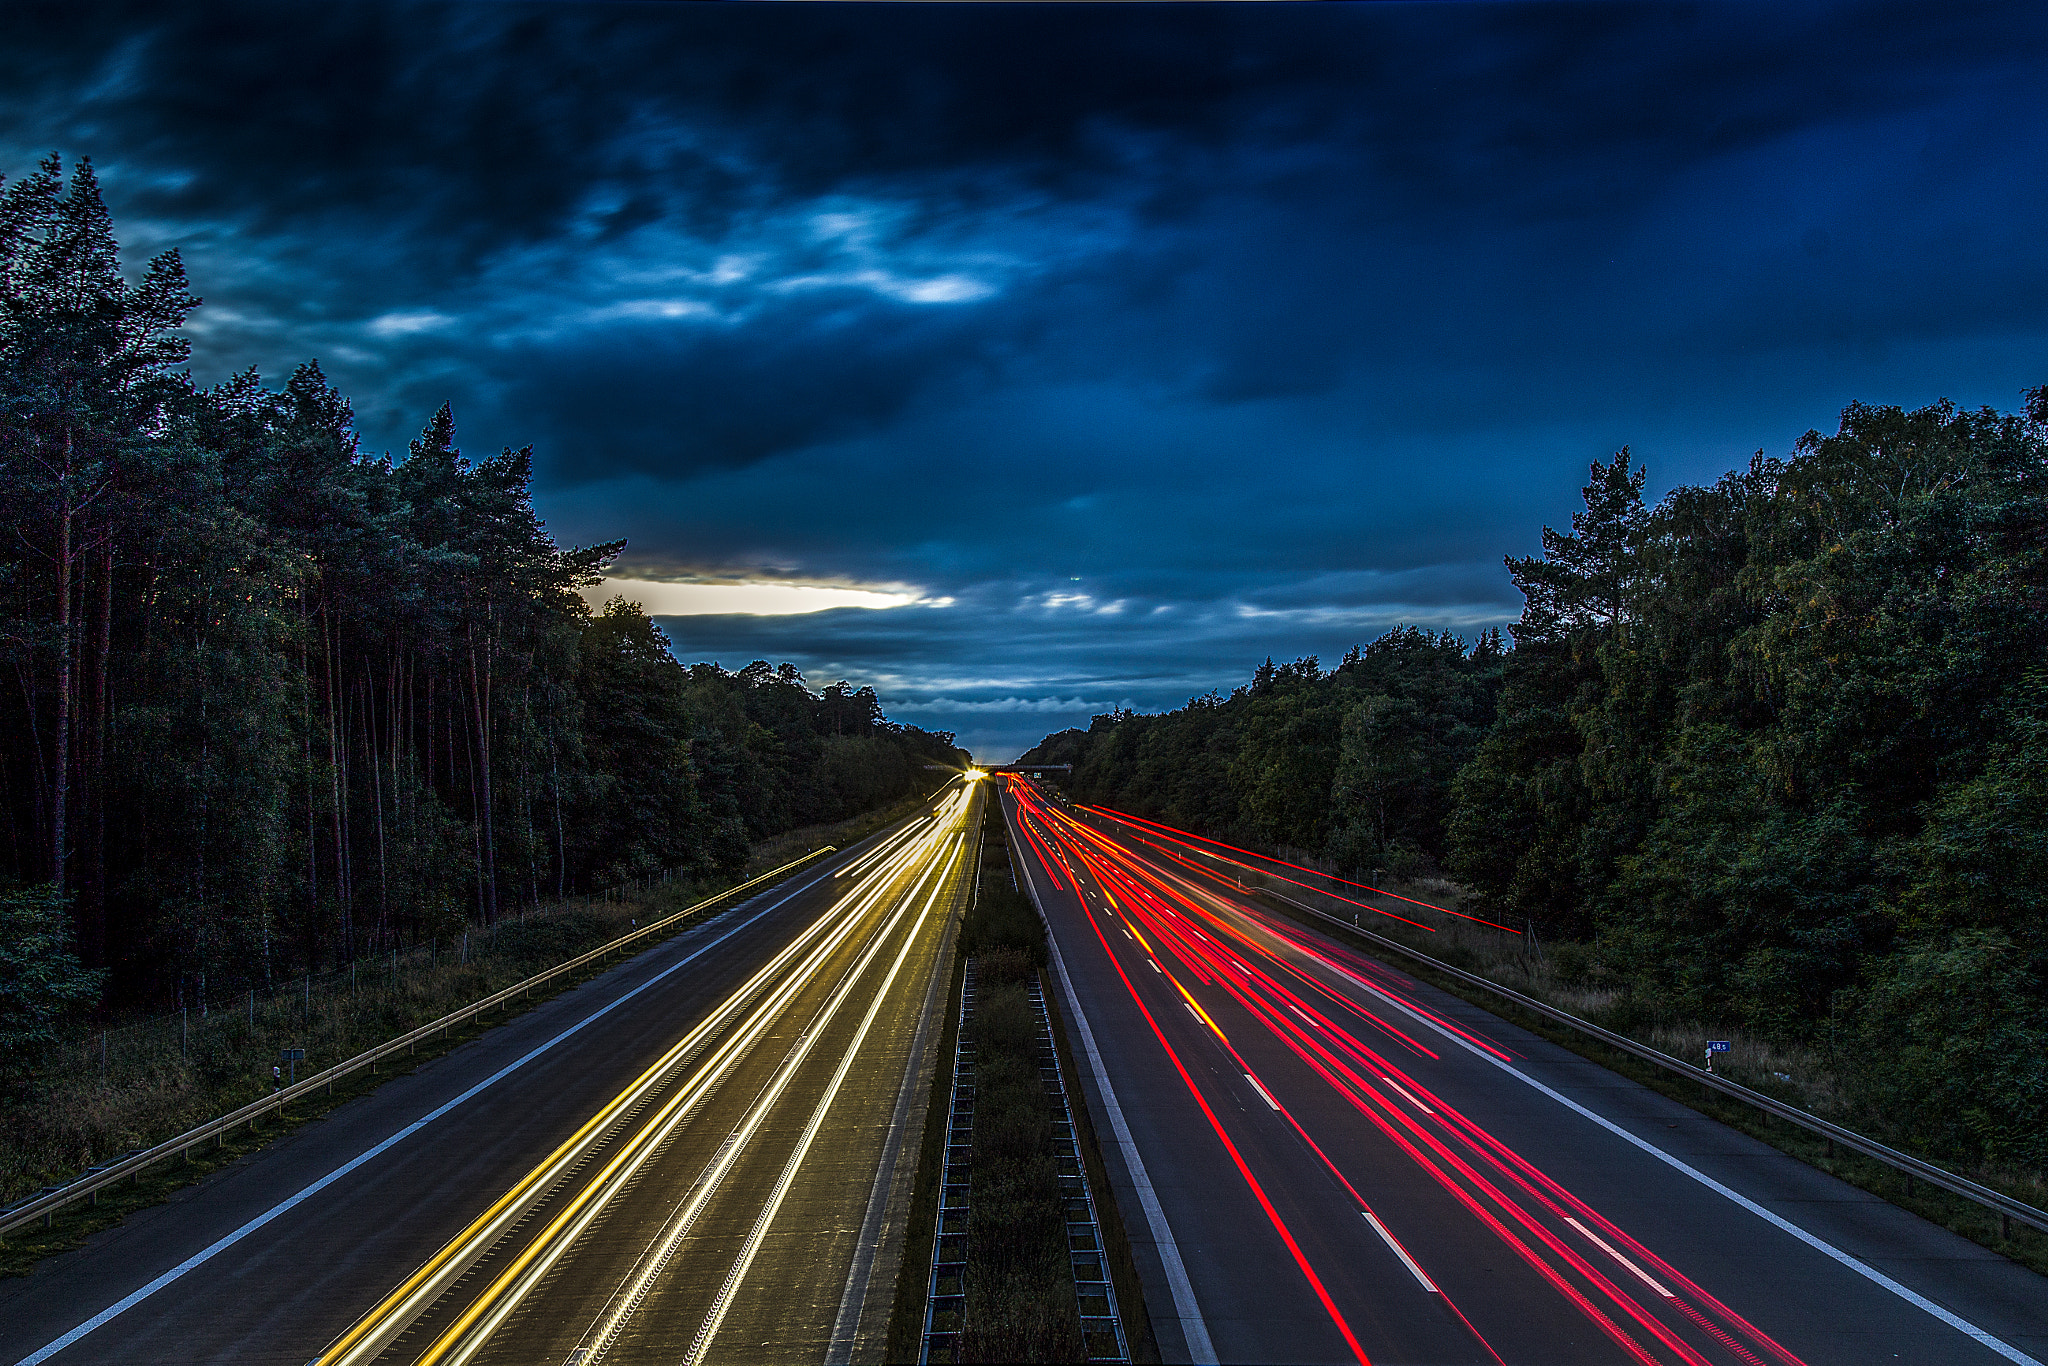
[893,797,1153,1363]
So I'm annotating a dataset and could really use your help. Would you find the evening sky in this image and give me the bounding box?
[5,1,2044,757]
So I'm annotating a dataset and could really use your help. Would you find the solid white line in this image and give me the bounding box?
[826,914,953,1365]
[1021,836,1217,1365]
[1323,964,2046,1366]
[1243,1074,1281,1111]
[827,828,970,1364]
[1565,1217,1672,1298]
[1361,1210,1438,1293]
[440,846,955,1366]
[13,863,845,1366]
[686,838,964,1365]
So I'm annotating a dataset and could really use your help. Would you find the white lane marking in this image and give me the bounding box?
[1184,1003,1205,1027]
[1380,1076,1435,1116]
[1362,1210,1438,1293]
[1148,959,1162,973]
[826,874,963,1364]
[1243,1074,1281,1111]
[13,864,846,1366]
[455,843,960,1366]
[686,839,964,1365]
[1565,1217,1672,1298]
[1324,964,2046,1366]
[1021,839,1218,1366]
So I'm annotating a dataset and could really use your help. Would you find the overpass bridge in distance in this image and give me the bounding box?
[923,763,1071,773]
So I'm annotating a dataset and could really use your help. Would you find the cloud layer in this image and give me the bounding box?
[7,1,2047,756]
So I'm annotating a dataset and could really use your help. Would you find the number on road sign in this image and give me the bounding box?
[1705,1040,1731,1053]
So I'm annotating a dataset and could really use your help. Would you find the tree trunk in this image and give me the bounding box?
[367,661,389,936]
[52,429,74,894]
[323,607,349,945]
[460,687,482,921]
[550,734,566,900]
[467,623,497,923]
[302,597,318,936]
[84,536,113,964]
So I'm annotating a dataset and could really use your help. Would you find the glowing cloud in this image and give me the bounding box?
[583,578,921,617]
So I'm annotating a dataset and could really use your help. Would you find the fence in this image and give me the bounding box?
[0,848,836,1240]
[49,867,709,1091]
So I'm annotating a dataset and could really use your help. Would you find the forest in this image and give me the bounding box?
[1026,390,2048,1169]
[0,155,966,1033]
[1023,627,1506,881]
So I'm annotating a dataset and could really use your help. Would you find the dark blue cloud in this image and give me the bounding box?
[6,0,2048,758]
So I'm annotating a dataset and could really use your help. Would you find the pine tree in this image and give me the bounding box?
[1504,447,1647,643]
[0,154,195,954]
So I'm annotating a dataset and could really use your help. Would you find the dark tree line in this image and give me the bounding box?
[1022,626,1506,877]
[1028,391,2048,1168]
[1452,398,2048,1165]
[0,156,965,1029]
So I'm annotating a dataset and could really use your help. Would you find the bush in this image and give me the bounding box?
[962,885,1045,968]
[0,886,102,1064]
[1843,931,2048,1169]
[951,830,1083,1363]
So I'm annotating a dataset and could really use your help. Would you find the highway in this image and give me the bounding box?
[1002,778,2048,1366]
[1,779,979,1366]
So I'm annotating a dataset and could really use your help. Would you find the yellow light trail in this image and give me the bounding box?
[423,835,963,1366]
[681,836,967,1366]
[313,784,976,1366]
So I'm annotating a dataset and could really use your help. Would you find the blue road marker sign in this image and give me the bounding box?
[1706,1041,1732,1053]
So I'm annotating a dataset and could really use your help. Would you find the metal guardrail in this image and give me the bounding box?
[0,847,838,1241]
[1028,972,1130,1363]
[1239,876,2048,1241]
[1035,794,2048,1243]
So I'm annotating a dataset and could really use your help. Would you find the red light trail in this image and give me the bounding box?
[1079,802,1526,934]
[1001,777,1807,1366]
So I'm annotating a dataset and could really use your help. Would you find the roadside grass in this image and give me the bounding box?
[0,888,726,1276]
[1237,870,2048,1279]
[0,801,936,1274]
[0,991,516,1277]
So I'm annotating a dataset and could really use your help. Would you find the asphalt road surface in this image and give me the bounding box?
[1003,778,2048,1366]
[3,779,978,1366]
